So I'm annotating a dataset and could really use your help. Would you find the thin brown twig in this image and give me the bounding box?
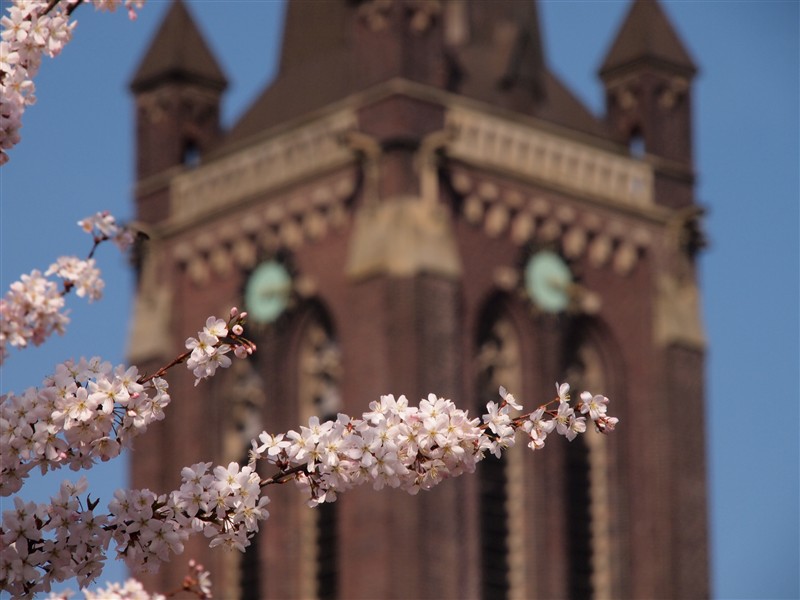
[137,350,192,385]
[260,464,309,488]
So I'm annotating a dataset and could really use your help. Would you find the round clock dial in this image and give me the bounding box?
[525,251,572,313]
[245,260,292,324]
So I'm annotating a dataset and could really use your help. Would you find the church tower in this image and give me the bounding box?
[128,1,708,598]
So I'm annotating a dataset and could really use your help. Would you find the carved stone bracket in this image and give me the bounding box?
[357,0,393,31]
[654,205,707,349]
[346,195,462,280]
[357,0,441,34]
[451,168,652,276]
[172,173,356,286]
[654,273,706,349]
[406,0,441,34]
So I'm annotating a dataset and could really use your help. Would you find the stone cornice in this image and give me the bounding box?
[148,77,670,285]
[161,77,644,236]
[134,165,184,198]
[445,105,655,215]
[167,109,359,231]
[167,170,356,287]
[450,167,656,277]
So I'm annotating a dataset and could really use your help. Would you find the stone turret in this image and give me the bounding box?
[600,0,698,207]
[130,0,227,221]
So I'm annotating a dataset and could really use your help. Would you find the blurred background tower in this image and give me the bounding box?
[128,0,708,598]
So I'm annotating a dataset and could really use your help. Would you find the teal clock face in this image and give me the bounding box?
[245,261,292,324]
[525,251,572,313]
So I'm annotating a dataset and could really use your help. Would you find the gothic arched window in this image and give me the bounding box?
[209,358,267,600]
[296,305,342,600]
[563,324,618,600]
[476,306,527,600]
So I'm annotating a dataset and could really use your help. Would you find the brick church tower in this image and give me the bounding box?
[128,1,708,598]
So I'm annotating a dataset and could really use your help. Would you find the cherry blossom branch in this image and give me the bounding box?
[0,310,254,498]
[163,560,212,599]
[0,212,135,365]
[139,309,256,386]
[0,0,145,165]
[2,293,619,598]
[0,310,254,597]
[2,376,618,598]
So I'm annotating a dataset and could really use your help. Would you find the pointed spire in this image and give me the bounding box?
[451,1,608,138]
[226,0,610,147]
[497,1,546,101]
[277,0,350,75]
[130,0,227,93]
[453,0,546,103]
[600,0,696,79]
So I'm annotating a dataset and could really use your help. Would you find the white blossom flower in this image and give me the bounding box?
[579,391,609,421]
[556,382,570,403]
[499,386,522,410]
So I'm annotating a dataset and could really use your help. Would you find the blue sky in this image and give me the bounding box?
[1,1,798,598]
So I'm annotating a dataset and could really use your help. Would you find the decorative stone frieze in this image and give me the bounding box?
[172,173,355,286]
[169,109,358,229]
[450,168,653,275]
[446,106,654,210]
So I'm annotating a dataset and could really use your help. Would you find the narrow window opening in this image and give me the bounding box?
[182,139,201,168]
[316,500,338,599]
[479,453,510,600]
[563,330,615,600]
[476,311,524,600]
[239,452,262,600]
[629,130,645,158]
[222,360,266,600]
[298,310,341,599]
[565,436,593,600]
